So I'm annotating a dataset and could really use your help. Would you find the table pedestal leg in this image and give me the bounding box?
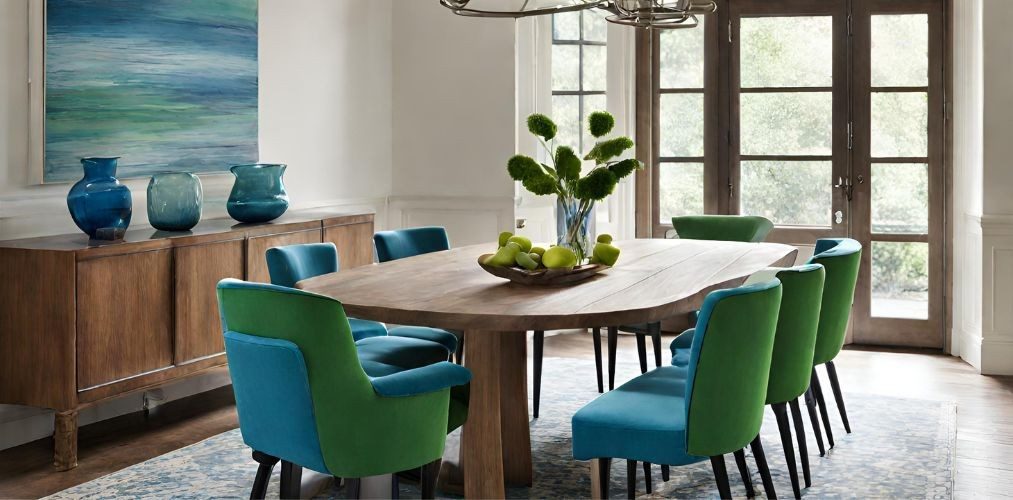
[459,330,533,498]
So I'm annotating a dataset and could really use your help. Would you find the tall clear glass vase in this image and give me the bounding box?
[556,197,595,264]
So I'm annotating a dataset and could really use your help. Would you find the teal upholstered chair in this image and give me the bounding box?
[372,228,462,359]
[669,266,825,497]
[218,279,471,499]
[266,242,457,355]
[805,238,862,455]
[572,279,783,499]
[599,215,776,394]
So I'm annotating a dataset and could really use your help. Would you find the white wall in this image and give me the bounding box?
[0,0,394,450]
[389,1,517,246]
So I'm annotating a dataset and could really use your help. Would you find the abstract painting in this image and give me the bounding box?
[44,0,258,183]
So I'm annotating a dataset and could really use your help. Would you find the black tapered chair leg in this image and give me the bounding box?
[420,459,441,499]
[596,458,612,499]
[789,399,812,487]
[635,332,648,374]
[804,387,826,456]
[251,451,279,500]
[593,327,604,393]
[344,478,361,499]
[650,322,662,367]
[280,460,302,499]
[811,368,835,448]
[533,330,544,418]
[710,455,733,500]
[750,435,777,500]
[733,449,755,498]
[661,464,670,482]
[643,461,653,493]
[773,403,801,499]
[825,361,852,433]
[391,474,400,500]
[608,327,618,390]
[626,459,637,499]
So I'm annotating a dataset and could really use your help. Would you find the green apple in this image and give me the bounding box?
[498,231,514,248]
[593,242,621,266]
[543,246,578,270]
[485,242,522,267]
[596,233,613,244]
[506,235,533,253]
[530,253,542,266]
[530,246,546,256]
[515,251,539,271]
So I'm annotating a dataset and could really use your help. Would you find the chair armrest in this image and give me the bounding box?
[369,362,472,398]
[670,328,696,353]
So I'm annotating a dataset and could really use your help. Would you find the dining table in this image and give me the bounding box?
[297,238,797,498]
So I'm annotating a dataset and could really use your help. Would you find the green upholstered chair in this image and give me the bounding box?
[218,279,471,499]
[599,215,775,394]
[572,279,783,499]
[372,227,463,359]
[805,238,862,455]
[266,242,457,355]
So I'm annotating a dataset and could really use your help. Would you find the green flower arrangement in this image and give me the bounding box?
[507,110,642,262]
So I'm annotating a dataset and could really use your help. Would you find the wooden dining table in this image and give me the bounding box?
[298,238,797,498]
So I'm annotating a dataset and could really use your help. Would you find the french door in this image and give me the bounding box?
[641,0,946,348]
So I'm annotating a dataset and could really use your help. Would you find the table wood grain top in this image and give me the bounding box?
[298,239,797,331]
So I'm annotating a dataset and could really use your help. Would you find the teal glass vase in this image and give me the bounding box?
[147,172,203,231]
[66,157,132,240]
[227,164,289,223]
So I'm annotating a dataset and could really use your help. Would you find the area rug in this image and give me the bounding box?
[49,358,955,499]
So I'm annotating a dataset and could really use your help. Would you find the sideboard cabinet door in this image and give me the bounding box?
[76,250,174,390]
[174,239,245,364]
[323,221,374,269]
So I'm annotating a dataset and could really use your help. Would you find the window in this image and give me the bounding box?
[552,10,607,155]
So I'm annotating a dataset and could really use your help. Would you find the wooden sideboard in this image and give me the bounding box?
[0,208,375,470]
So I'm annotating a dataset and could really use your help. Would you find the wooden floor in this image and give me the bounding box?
[1,331,1011,499]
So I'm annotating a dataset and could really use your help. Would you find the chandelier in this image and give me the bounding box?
[439,0,717,29]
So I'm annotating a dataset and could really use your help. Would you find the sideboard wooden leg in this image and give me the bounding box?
[54,410,78,471]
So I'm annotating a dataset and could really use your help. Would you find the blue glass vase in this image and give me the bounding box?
[147,172,202,231]
[66,157,132,240]
[226,164,289,223]
[556,196,595,264]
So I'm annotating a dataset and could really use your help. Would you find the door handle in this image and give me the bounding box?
[834,176,854,202]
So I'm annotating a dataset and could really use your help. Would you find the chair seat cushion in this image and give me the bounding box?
[355,336,451,374]
[388,326,459,353]
[349,318,387,342]
[572,366,703,466]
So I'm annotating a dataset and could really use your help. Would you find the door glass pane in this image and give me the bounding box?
[554,11,580,40]
[582,94,607,153]
[740,16,833,88]
[551,45,579,91]
[660,93,704,157]
[660,17,705,89]
[583,45,607,92]
[740,92,832,155]
[659,162,704,222]
[872,163,928,234]
[872,241,929,319]
[871,15,928,87]
[741,161,831,226]
[871,92,928,157]
[583,10,607,42]
[551,94,579,150]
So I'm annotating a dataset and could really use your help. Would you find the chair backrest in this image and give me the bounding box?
[373,226,451,263]
[265,242,339,287]
[671,215,774,242]
[684,279,782,457]
[217,279,372,474]
[765,264,825,405]
[808,238,862,366]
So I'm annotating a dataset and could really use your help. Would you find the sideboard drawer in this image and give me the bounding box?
[76,250,174,390]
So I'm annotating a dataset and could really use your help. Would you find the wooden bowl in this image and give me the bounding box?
[477,254,610,286]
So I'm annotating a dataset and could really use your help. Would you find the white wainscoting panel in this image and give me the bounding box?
[388,195,515,247]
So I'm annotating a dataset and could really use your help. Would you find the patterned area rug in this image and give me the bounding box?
[50,358,955,499]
